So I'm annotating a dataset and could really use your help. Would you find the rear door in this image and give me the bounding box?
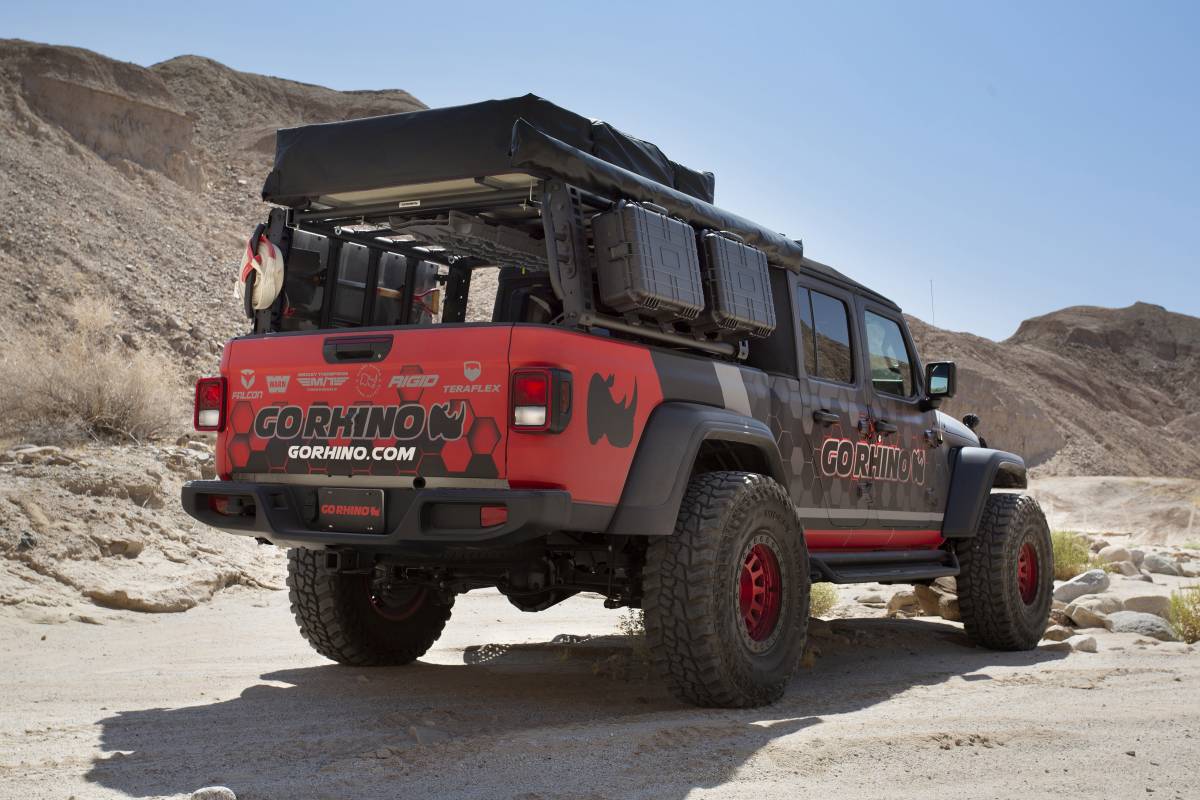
[218,326,511,483]
[857,300,944,540]
[791,275,872,537]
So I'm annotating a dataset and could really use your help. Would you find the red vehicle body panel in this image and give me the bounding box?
[506,326,662,506]
[217,326,512,481]
[216,324,663,509]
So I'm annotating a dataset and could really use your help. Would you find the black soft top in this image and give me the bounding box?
[262,94,898,310]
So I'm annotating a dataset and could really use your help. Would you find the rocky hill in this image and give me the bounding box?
[0,39,423,378]
[909,302,1200,477]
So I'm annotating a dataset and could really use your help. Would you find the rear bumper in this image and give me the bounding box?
[181,480,581,547]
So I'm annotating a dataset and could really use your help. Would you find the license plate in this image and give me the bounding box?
[317,488,385,533]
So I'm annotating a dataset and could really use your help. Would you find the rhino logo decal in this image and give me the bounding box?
[587,373,637,448]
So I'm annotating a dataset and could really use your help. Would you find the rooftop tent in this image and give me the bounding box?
[261,94,715,209]
[261,93,895,309]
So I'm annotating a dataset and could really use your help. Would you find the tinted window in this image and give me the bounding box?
[744,269,798,376]
[331,243,370,326]
[865,311,915,397]
[796,287,854,383]
[372,252,409,326]
[279,231,327,332]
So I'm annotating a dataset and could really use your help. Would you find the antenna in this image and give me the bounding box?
[929,279,936,327]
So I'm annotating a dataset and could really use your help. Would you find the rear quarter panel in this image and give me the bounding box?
[506,327,663,505]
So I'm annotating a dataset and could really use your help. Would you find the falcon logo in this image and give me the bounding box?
[586,373,637,448]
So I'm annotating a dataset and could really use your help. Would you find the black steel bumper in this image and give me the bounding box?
[180,480,575,547]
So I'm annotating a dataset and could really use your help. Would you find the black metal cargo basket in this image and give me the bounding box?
[592,201,704,322]
[695,230,776,338]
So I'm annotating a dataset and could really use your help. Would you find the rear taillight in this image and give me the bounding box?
[194,377,227,432]
[510,368,571,433]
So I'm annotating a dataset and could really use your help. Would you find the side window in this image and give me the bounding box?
[864,310,915,397]
[745,268,799,376]
[796,286,854,384]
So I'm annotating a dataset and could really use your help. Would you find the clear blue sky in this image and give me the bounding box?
[5,0,1197,340]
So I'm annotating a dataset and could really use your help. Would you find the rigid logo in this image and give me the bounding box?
[388,374,439,389]
[819,437,926,486]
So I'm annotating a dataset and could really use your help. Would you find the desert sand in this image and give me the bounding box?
[2,580,1197,800]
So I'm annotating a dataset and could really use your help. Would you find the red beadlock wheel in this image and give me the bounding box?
[740,541,783,642]
[1017,541,1039,605]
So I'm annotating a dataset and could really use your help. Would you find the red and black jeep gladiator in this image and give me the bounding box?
[182,95,1053,708]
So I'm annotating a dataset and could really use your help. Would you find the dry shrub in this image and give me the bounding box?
[1051,530,1097,581]
[810,582,839,617]
[0,299,184,443]
[617,608,645,637]
[1169,586,1200,644]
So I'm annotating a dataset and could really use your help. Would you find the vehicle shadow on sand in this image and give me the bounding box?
[86,617,1065,800]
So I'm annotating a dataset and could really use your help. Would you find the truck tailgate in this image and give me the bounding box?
[218,326,512,481]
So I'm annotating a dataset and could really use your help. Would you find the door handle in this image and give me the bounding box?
[812,409,839,425]
[875,419,899,434]
[323,335,393,363]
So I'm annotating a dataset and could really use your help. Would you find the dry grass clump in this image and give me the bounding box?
[1168,586,1200,644]
[617,608,645,637]
[1051,530,1098,580]
[0,299,185,443]
[810,582,839,617]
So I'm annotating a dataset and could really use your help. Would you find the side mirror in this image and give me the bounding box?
[924,361,956,406]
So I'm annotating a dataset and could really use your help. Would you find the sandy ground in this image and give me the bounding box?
[1030,476,1200,545]
[1,586,1197,800]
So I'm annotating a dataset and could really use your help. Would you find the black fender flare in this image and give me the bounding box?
[606,402,786,537]
[941,447,1028,539]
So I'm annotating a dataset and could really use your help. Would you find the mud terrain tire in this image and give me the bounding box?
[955,493,1053,650]
[287,548,453,666]
[643,471,810,708]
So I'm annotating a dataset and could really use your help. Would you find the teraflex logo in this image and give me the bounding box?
[442,362,499,395]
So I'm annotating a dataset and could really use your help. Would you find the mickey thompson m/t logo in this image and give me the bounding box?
[820,437,926,485]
